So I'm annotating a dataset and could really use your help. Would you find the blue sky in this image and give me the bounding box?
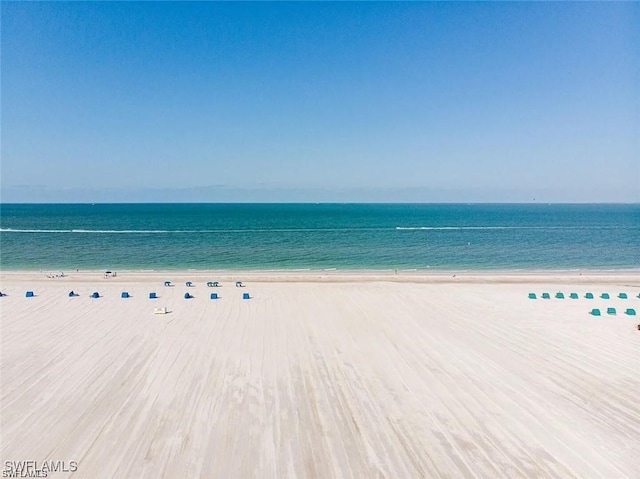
[2,2,638,203]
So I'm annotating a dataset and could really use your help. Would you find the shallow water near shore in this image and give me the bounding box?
[1,203,638,270]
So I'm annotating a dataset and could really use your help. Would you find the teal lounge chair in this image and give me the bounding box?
[555,292,564,299]
[618,293,627,299]
[601,293,610,299]
[607,307,616,315]
[590,308,601,316]
[569,293,578,299]
[542,293,550,299]
[528,293,537,299]
[625,308,636,316]
[585,292,594,299]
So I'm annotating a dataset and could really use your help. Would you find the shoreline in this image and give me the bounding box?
[2,268,639,285]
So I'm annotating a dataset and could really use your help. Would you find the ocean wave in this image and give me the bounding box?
[0,228,176,233]
[1,225,635,234]
[394,226,628,230]
[0,227,383,234]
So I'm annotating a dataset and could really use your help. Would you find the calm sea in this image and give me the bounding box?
[0,204,638,271]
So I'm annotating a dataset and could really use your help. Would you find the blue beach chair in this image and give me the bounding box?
[149,292,157,299]
[184,292,192,299]
[210,293,218,299]
[242,292,250,299]
[121,292,129,298]
[91,292,99,298]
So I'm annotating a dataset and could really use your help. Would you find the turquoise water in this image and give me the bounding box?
[1,203,638,271]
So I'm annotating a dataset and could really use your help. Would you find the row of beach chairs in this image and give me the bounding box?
[15,290,251,299]
[173,291,250,299]
[527,291,638,317]
[164,281,244,288]
[590,308,636,316]
[184,292,250,299]
[529,292,639,300]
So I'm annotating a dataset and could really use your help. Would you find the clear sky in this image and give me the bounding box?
[1,1,638,203]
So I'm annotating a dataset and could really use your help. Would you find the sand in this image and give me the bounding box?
[1,270,639,478]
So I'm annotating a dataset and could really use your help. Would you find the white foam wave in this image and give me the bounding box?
[0,227,381,234]
[0,228,175,233]
[394,226,621,230]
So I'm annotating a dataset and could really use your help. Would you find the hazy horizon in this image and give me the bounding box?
[2,2,638,203]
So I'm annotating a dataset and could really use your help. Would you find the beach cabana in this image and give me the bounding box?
[207,281,219,287]
[601,293,610,299]
[528,293,537,299]
[210,293,218,299]
[121,292,129,298]
[555,292,564,299]
[149,292,157,299]
[569,293,579,299]
[585,293,594,299]
[91,292,99,298]
[186,281,193,287]
[625,308,636,316]
[236,281,244,287]
[68,291,76,297]
[541,293,550,299]
[590,308,601,316]
[164,281,172,287]
[184,292,192,299]
[243,292,250,299]
[618,293,627,299]
[0,292,5,297]
[25,291,34,297]
[606,307,616,315]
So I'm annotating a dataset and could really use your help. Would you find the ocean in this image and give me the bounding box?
[1,203,638,271]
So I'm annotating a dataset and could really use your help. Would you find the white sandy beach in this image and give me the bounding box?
[1,270,639,478]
